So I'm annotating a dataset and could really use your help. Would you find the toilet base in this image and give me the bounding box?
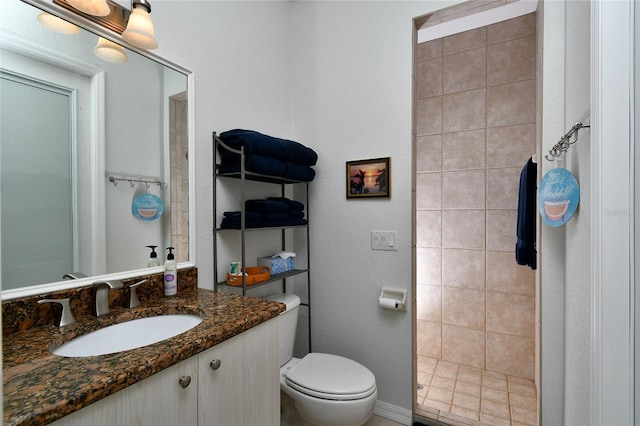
[281,390,376,426]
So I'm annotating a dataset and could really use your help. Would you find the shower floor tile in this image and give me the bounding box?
[416,357,537,426]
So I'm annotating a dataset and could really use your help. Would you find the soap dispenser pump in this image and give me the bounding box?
[146,245,160,267]
[164,247,177,296]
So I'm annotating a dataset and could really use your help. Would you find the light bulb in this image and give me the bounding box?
[65,0,110,17]
[94,37,128,64]
[122,6,158,50]
[37,12,81,35]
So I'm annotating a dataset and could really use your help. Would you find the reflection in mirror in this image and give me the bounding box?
[0,0,192,297]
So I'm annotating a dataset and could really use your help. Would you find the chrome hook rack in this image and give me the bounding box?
[545,121,591,161]
[107,174,166,189]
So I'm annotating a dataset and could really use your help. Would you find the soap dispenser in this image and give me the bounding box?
[164,247,177,296]
[146,245,160,267]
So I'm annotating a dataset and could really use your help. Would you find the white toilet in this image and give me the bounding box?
[266,293,377,426]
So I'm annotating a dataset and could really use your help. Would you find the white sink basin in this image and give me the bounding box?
[53,314,203,357]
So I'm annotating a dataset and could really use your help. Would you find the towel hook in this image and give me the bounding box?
[545,121,590,161]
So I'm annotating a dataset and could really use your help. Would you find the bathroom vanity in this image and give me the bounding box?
[2,287,283,426]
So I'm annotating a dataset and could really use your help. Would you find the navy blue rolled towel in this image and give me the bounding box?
[245,199,289,213]
[219,129,318,166]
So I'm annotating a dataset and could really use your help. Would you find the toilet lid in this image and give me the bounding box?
[285,353,376,401]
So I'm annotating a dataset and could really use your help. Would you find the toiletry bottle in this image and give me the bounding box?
[164,247,177,296]
[146,245,160,267]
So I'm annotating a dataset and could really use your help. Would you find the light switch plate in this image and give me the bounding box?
[371,231,398,251]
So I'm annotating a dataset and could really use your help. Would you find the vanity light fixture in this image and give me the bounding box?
[36,11,81,35]
[122,0,158,50]
[94,37,129,63]
[53,0,159,50]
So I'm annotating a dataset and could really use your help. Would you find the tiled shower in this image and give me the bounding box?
[414,12,537,425]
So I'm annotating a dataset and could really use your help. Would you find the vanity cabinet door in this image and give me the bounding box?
[51,356,198,426]
[197,318,279,426]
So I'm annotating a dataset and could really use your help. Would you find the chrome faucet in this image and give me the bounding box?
[93,280,124,317]
[63,272,88,280]
[38,298,76,327]
[124,279,148,309]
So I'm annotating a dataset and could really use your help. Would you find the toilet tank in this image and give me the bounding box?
[265,293,300,367]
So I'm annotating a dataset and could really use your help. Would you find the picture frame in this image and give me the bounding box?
[346,157,391,199]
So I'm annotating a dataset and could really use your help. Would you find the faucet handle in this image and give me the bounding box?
[63,272,87,280]
[38,298,76,327]
[124,279,147,309]
[93,279,124,290]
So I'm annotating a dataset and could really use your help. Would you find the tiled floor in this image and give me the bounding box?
[416,356,537,426]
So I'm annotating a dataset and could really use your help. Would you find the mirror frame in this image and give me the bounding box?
[1,0,196,300]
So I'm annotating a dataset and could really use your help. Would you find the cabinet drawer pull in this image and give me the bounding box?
[210,359,222,370]
[178,375,192,388]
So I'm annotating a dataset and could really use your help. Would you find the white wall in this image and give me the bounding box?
[540,1,589,424]
[153,0,456,415]
[538,2,635,425]
[289,1,444,411]
[152,0,293,294]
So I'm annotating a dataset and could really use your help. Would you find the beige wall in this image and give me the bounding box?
[415,13,537,380]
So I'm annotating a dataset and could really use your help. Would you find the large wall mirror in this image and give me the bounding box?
[0,0,195,300]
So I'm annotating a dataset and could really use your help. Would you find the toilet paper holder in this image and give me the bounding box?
[378,287,407,312]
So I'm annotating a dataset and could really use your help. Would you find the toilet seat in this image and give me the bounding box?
[285,353,376,401]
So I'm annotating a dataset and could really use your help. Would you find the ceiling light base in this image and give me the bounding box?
[53,0,129,34]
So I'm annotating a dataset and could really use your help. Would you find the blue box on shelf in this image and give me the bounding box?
[258,252,296,275]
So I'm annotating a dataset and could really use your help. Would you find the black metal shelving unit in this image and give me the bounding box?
[213,132,311,351]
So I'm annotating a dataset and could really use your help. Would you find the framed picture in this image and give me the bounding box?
[346,157,391,199]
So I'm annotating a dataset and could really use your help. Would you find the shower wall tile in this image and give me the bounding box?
[417,58,443,99]
[443,89,487,132]
[416,172,442,210]
[444,48,487,94]
[487,124,536,168]
[415,11,537,380]
[416,134,443,172]
[443,170,486,209]
[416,96,443,136]
[418,319,442,359]
[487,36,536,86]
[416,247,442,285]
[442,248,486,290]
[486,209,517,251]
[486,251,535,296]
[417,38,443,63]
[486,332,534,379]
[487,13,536,44]
[486,291,534,338]
[444,27,487,55]
[442,210,486,249]
[487,80,536,127]
[442,287,485,329]
[417,210,442,247]
[487,167,521,210]
[417,283,442,322]
[443,130,486,171]
[442,324,485,369]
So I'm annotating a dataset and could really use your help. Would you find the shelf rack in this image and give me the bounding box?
[213,132,312,352]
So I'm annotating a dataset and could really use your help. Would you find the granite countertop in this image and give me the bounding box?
[3,289,285,426]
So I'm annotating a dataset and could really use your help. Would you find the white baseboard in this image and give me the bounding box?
[373,400,412,425]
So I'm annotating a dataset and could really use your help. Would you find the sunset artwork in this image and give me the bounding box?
[346,157,390,199]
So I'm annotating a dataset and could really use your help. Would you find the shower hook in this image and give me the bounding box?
[545,121,590,161]
[129,179,134,188]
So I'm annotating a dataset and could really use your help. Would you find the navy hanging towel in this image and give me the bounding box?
[515,157,537,270]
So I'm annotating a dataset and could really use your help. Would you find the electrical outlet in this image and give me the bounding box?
[371,231,398,251]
